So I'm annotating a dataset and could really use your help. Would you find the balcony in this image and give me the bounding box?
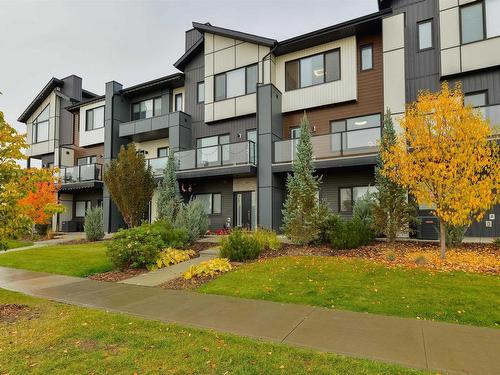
[273,127,380,171]
[59,164,103,190]
[119,111,191,142]
[147,141,256,178]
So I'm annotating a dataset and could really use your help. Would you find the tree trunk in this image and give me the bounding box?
[439,220,446,260]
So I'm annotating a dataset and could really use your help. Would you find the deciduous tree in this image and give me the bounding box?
[382,83,500,258]
[103,144,155,228]
[19,180,64,228]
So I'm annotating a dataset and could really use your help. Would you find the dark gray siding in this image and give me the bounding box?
[449,69,500,105]
[320,165,376,213]
[184,50,257,147]
[185,29,202,51]
[392,0,441,102]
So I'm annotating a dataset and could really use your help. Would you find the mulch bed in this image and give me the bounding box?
[88,268,148,282]
[0,304,40,324]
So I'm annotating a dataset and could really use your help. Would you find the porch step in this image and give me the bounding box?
[119,247,219,287]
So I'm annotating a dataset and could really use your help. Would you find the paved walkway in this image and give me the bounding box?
[0,266,498,375]
[120,248,219,286]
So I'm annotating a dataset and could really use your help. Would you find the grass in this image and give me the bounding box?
[199,256,500,328]
[6,240,34,250]
[0,242,112,277]
[0,289,426,374]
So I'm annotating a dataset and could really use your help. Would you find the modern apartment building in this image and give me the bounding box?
[18,0,500,238]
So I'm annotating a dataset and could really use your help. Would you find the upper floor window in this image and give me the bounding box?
[418,20,433,50]
[175,93,183,111]
[360,45,373,70]
[464,91,487,107]
[197,82,205,103]
[214,64,258,101]
[77,156,97,165]
[461,2,485,44]
[285,49,340,91]
[85,106,104,131]
[32,105,49,143]
[132,97,161,121]
[157,147,169,158]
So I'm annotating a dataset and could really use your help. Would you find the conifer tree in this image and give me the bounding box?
[156,149,183,222]
[282,113,325,244]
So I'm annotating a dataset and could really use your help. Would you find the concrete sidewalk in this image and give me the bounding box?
[120,247,219,286]
[0,266,498,375]
[3,233,113,253]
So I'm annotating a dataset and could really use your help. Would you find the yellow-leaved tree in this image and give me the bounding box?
[382,82,500,259]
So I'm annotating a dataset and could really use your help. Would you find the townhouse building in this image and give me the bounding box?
[18,0,500,238]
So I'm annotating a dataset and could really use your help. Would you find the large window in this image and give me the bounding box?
[75,200,92,217]
[197,82,205,103]
[32,105,49,143]
[464,91,487,107]
[330,114,381,152]
[195,193,221,215]
[197,134,230,165]
[85,106,104,131]
[339,186,377,212]
[77,156,97,165]
[132,97,161,120]
[175,93,183,111]
[214,64,258,101]
[360,45,373,70]
[157,147,169,158]
[418,20,433,50]
[461,1,485,44]
[285,49,340,91]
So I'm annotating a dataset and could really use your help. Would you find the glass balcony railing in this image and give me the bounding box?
[147,141,256,175]
[274,127,381,164]
[59,164,102,183]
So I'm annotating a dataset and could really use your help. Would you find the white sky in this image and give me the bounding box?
[0,0,378,134]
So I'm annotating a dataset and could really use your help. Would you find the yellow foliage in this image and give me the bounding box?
[183,258,232,280]
[382,82,500,229]
[149,248,196,271]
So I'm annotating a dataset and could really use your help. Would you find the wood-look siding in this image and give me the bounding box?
[282,33,383,138]
[74,144,105,165]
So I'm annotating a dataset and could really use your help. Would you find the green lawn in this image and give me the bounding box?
[6,240,34,250]
[199,256,500,328]
[0,289,426,375]
[0,242,112,277]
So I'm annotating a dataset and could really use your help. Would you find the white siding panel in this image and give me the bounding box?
[440,47,461,76]
[235,42,259,68]
[205,75,214,104]
[205,33,214,54]
[205,103,214,122]
[383,13,405,52]
[205,53,214,77]
[276,36,357,112]
[213,99,236,120]
[440,7,460,49]
[439,0,458,10]
[214,47,235,74]
[461,37,500,72]
[383,48,406,115]
[79,100,105,147]
[134,138,170,159]
[235,93,256,116]
[213,35,235,51]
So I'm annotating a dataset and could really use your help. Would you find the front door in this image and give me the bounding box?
[234,191,252,229]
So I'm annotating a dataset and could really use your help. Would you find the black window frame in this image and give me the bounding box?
[338,186,377,213]
[195,193,222,215]
[360,44,374,71]
[174,93,183,112]
[131,97,162,121]
[157,146,169,158]
[417,19,434,52]
[32,105,50,144]
[85,105,105,131]
[197,81,205,103]
[75,200,92,218]
[213,63,258,102]
[77,155,97,166]
[284,48,341,92]
[196,133,230,148]
[459,0,486,45]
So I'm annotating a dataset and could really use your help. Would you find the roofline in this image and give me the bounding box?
[192,22,277,47]
[66,95,105,111]
[120,72,184,95]
[18,77,64,123]
[174,37,204,70]
[82,88,99,98]
[274,9,391,55]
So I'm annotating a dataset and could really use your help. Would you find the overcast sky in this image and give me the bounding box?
[0,0,378,134]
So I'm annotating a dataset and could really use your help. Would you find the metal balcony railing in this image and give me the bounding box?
[59,163,102,183]
[147,140,256,175]
[274,127,381,164]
